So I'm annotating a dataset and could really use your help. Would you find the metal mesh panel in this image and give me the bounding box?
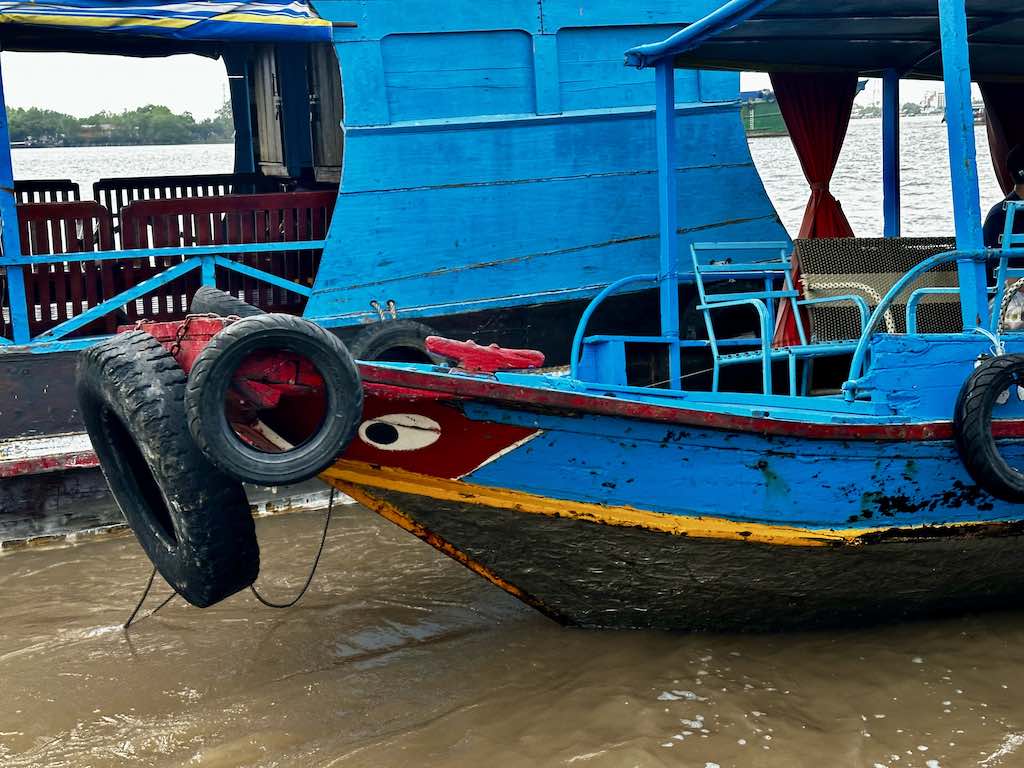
[798,237,959,341]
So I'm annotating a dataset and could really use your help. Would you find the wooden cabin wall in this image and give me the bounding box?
[250,45,287,177]
[309,44,344,183]
[304,0,790,325]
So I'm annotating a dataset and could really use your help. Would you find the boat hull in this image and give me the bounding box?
[321,363,1024,631]
[330,476,1024,631]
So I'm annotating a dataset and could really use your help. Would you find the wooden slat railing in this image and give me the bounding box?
[94,172,280,237]
[13,179,80,204]
[14,201,118,336]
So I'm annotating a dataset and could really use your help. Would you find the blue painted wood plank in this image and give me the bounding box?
[319,164,783,287]
[337,104,754,193]
[462,403,1022,530]
[381,31,537,121]
[309,214,782,323]
[532,34,561,115]
[539,0,724,30]
[319,0,542,40]
[334,41,390,127]
[556,25,699,111]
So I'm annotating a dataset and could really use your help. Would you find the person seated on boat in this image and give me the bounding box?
[983,144,1024,250]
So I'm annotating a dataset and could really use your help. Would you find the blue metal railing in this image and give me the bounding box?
[841,249,1024,400]
[0,240,325,349]
[570,273,658,379]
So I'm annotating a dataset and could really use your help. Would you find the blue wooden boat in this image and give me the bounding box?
[74,0,1024,631]
[0,0,780,541]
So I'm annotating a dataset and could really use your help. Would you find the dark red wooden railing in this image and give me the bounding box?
[4,190,334,340]
[14,179,80,204]
[94,173,279,236]
[119,191,334,320]
[14,201,119,337]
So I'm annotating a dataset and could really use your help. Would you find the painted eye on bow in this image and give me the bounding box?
[358,414,442,452]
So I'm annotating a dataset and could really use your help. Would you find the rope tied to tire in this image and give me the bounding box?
[77,307,365,626]
[124,489,338,628]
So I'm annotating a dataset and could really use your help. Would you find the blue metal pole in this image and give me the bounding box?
[937,0,987,328]
[0,54,29,343]
[655,62,682,389]
[882,69,901,238]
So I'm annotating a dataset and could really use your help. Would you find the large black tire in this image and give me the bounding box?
[347,319,441,363]
[185,314,363,486]
[189,286,263,318]
[954,354,1024,502]
[77,331,259,608]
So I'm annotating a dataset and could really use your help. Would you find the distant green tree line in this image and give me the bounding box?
[9,101,233,147]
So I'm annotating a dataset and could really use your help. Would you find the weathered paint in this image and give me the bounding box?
[328,482,1024,631]
[304,0,788,325]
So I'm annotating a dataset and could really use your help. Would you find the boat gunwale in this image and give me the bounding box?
[356,361,1024,442]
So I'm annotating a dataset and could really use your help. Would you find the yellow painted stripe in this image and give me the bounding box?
[0,13,194,29]
[323,461,1016,548]
[323,462,842,547]
[213,13,331,27]
[329,477,561,619]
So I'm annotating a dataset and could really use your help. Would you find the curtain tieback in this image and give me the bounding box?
[809,182,830,192]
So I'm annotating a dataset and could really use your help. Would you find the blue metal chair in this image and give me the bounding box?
[691,242,870,396]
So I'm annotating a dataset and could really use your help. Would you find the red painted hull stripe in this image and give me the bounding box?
[356,364,1017,442]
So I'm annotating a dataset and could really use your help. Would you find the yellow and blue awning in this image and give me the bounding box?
[0,1,333,45]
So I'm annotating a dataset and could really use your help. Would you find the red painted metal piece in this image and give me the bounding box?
[426,336,545,373]
[126,317,328,449]
[120,317,229,373]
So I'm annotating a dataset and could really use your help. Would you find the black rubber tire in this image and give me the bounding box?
[186,313,363,486]
[189,286,263,318]
[76,331,259,608]
[347,319,441,363]
[954,354,1024,502]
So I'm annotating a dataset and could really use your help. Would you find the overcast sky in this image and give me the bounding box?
[1,52,227,118]
[0,52,967,120]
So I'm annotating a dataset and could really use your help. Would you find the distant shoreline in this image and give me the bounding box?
[11,140,234,150]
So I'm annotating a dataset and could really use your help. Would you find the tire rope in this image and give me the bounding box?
[123,489,336,628]
[997,277,1024,336]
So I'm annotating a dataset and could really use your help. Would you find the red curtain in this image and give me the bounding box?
[770,72,859,346]
[981,82,1024,195]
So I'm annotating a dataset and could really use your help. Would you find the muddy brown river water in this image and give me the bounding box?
[3,506,1024,768]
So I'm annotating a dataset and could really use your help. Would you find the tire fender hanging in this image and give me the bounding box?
[185,314,363,486]
[76,331,259,608]
[954,354,1024,502]
[347,319,442,363]
[189,286,263,318]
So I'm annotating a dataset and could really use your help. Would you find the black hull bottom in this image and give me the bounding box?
[356,486,1024,632]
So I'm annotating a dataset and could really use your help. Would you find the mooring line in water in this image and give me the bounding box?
[122,489,335,627]
[249,488,335,609]
[123,568,177,630]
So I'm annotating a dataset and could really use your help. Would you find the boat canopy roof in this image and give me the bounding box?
[0,1,333,57]
[625,0,1024,80]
